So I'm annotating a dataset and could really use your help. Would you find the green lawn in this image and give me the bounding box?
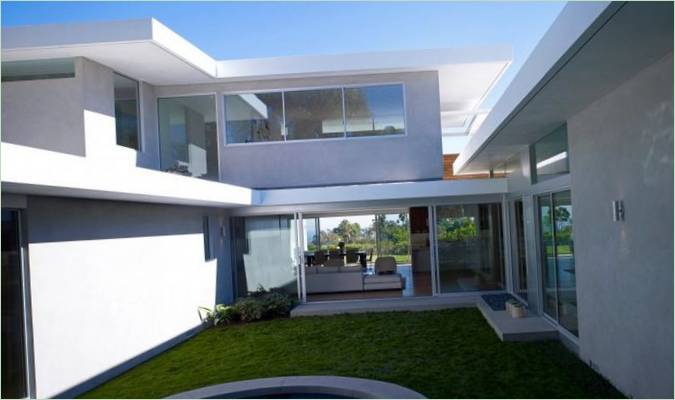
[82,309,622,399]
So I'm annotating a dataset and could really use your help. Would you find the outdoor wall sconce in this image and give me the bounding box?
[612,200,625,222]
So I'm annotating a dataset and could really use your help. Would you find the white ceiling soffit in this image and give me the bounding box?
[1,18,511,96]
[454,1,674,175]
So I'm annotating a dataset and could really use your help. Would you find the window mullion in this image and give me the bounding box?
[341,87,347,139]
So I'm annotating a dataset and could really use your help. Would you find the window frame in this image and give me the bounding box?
[221,81,408,146]
[113,71,143,152]
[529,123,570,184]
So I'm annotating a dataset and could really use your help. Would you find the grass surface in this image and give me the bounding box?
[82,309,622,399]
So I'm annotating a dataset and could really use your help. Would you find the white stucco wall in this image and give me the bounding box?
[568,52,673,398]
[25,196,227,398]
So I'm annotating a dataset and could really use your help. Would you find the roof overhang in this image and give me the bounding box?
[1,143,256,208]
[454,1,674,174]
[2,142,506,210]
[232,178,507,216]
[2,18,510,135]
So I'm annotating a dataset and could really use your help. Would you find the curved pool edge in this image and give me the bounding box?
[165,376,426,399]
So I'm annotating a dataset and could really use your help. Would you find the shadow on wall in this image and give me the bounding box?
[26,196,234,398]
[26,197,205,243]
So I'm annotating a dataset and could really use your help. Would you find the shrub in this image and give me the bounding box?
[261,292,293,318]
[200,287,295,327]
[198,304,239,326]
[214,304,238,325]
[234,297,264,322]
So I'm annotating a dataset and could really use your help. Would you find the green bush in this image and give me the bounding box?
[233,297,264,322]
[214,304,238,325]
[261,292,293,318]
[198,304,239,326]
[200,287,295,326]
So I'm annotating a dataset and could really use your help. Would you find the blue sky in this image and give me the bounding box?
[2,1,565,107]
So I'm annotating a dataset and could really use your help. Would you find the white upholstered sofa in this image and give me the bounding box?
[304,259,404,294]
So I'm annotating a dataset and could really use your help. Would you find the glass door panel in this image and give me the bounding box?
[512,200,528,302]
[436,203,504,293]
[538,195,557,319]
[1,210,28,398]
[537,190,578,337]
[553,191,578,335]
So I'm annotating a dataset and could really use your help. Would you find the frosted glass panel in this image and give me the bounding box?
[232,216,297,298]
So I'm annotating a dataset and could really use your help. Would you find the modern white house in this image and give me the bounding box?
[1,1,672,399]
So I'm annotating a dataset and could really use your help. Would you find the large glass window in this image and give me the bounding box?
[224,92,284,143]
[532,124,569,183]
[345,84,405,137]
[538,190,578,336]
[2,210,29,399]
[1,58,74,82]
[158,95,218,180]
[436,203,504,292]
[284,88,344,141]
[223,84,406,144]
[113,73,140,150]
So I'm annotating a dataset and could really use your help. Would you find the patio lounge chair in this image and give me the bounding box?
[365,257,403,291]
[374,256,397,275]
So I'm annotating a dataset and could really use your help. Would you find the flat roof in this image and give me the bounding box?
[454,1,674,174]
[1,18,511,136]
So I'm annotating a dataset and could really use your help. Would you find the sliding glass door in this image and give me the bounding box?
[435,203,504,293]
[511,200,528,302]
[537,190,578,336]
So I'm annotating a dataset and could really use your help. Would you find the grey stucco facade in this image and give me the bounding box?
[568,52,673,398]
[500,52,674,398]
[152,71,444,189]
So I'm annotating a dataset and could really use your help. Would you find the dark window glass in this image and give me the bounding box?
[1,210,28,398]
[203,216,212,260]
[513,200,528,301]
[114,73,140,150]
[2,58,75,82]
